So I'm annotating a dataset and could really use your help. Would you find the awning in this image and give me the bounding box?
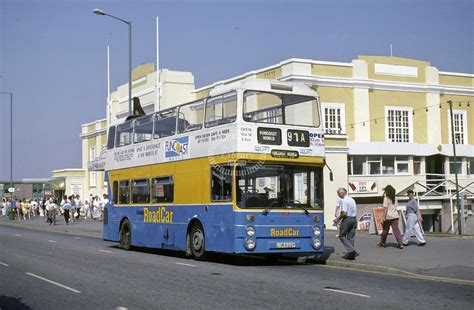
[43,177,66,191]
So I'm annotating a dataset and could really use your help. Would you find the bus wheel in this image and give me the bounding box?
[190,222,206,260]
[119,219,132,251]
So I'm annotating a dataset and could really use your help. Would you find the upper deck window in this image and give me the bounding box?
[116,121,133,147]
[178,100,204,133]
[154,108,177,139]
[134,115,153,143]
[205,92,237,128]
[243,91,320,127]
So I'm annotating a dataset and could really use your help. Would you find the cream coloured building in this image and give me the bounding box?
[80,56,473,232]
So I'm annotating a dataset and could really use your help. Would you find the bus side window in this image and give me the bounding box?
[178,100,204,133]
[205,92,237,128]
[131,179,150,204]
[119,180,130,204]
[116,121,133,147]
[211,166,233,202]
[152,177,174,203]
[154,109,177,139]
[112,181,118,204]
[134,115,153,143]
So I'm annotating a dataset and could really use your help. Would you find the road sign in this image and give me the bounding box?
[8,188,15,193]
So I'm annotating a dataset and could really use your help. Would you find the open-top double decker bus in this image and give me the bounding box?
[103,79,326,260]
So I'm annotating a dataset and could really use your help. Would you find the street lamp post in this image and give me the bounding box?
[448,100,462,235]
[93,9,132,116]
[0,91,13,192]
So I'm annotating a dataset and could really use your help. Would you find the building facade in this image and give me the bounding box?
[80,55,474,233]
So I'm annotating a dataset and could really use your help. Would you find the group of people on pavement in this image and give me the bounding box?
[1,194,110,225]
[1,197,44,220]
[334,185,426,260]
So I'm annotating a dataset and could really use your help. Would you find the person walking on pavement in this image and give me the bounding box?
[377,185,404,249]
[45,198,56,225]
[61,195,71,225]
[403,190,427,246]
[335,188,358,260]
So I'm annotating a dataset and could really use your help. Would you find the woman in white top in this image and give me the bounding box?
[377,185,404,249]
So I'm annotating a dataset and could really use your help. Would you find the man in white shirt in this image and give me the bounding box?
[335,188,358,260]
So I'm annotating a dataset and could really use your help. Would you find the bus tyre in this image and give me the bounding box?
[119,219,132,251]
[190,222,206,260]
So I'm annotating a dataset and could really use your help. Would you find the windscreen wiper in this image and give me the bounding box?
[301,206,309,215]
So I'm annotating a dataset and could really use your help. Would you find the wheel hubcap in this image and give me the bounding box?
[192,229,203,251]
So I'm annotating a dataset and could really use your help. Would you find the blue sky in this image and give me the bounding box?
[0,0,473,180]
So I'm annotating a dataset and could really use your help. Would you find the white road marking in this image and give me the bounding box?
[175,262,196,268]
[116,307,128,310]
[48,240,57,243]
[73,237,80,239]
[0,262,9,267]
[14,234,22,237]
[26,272,81,294]
[99,250,113,253]
[324,288,370,298]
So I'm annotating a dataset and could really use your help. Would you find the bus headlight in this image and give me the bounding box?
[245,226,256,237]
[244,238,256,251]
[312,226,321,237]
[312,238,322,249]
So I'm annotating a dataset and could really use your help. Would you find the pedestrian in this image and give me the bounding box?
[61,195,71,224]
[335,188,358,260]
[45,198,56,225]
[333,196,342,238]
[83,200,90,219]
[93,196,101,220]
[403,190,427,246]
[377,185,404,249]
[1,198,6,217]
[74,195,81,220]
[69,195,76,223]
[21,198,29,220]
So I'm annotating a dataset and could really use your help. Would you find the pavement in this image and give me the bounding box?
[1,214,473,285]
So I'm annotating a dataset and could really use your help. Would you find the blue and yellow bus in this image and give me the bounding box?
[103,79,326,260]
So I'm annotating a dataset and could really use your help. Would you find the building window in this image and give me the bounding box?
[151,177,174,203]
[367,156,381,175]
[449,110,467,145]
[89,171,96,187]
[382,157,395,175]
[386,107,412,143]
[348,155,412,175]
[396,156,409,174]
[322,103,345,134]
[413,156,422,175]
[468,158,474,175]
[351,156,366,175]
[90,146,96,161]
[449,157,463,175]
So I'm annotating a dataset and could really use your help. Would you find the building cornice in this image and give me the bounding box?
[281,75,474,96]
[80,128,107,139]
[192,58,354,94]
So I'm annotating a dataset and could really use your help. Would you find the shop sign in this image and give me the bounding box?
[348,181,378,194]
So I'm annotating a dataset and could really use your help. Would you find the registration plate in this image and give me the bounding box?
[276,242,297,249]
